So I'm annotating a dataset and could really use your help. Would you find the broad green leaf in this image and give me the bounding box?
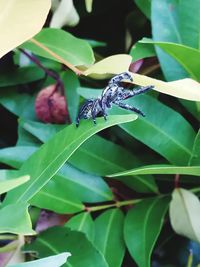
[0,67,44,87]
[151,0,188,81]
[3,114,137,205]
[9,253,71,267]
[0,145,113,207]
[130,41,156,62]
[94,209,125,267]
[134,0,151,19]
[0,0,51,58]
[108,165,200,177]
[21,28,95,66]
[30,177,84,214]
[78,88,196,165]
[179,0,200,49]
[0,87,35,119]
[0,175,29,194]
[169,188,200,243]
[25,227,109,267]
[124,197,169,267]
[61,70,80,123]
[65,212,94,241]
[0,203,35,235]
[19,118,158,193]
[84,54,132,78]
[141,39,200,80]
[189,130,200,166]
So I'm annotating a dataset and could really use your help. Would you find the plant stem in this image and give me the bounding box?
[86,198,141,212]
[174,174,180,188]
[30,38,83,76]
[0,235,17,241]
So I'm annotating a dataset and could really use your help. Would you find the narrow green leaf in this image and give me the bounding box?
[19,118,158,194]
[21,28,95,66]
[0,175,30,195]
[94,209,125,267]
[0,203,35,235]
[25,227,109,267]
[124,197,169,267]
[3,114,137,205]
[141,39,200,80]
[169,188,200,243]
[9,253,71,267]
[109,165,200,177]
[65,212,94,241]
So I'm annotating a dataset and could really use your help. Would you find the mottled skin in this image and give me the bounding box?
[76,72,154,126]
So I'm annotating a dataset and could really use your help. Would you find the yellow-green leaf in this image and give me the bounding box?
[0,0,51,58]
[84,54,132,78]
[0,175,30,195]
[169,188,200,243]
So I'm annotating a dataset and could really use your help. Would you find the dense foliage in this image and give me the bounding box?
[0,0,200,266]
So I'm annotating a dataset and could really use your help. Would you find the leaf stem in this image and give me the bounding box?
[86,198,141,212]
[30,38,84,76]
[0,235,17,241]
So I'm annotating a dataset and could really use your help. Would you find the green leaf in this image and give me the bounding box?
[189,130,200,166]
[25,227,109,267]
[9,253,71,267]
[0,67,44,87]
[78,88,196,165]
[151,0,188,81]
[124,197,169,267]
[3,114,137,205]
[94,209,125,267]
[21,28,95,66]
[19,118,158,194]
[130,41,156,62]
[0,175,30,195]
[108,165,200,177]
[61,70,80,123]
[169,188,200,243]
[179,0,200,49]
[65,212,94,241]
[134,0,151,19]
[0,0,51,59]
[141,39,200,80]
[0,203,35,235]
[0,87,35,119]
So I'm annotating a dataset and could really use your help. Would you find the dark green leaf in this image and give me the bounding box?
[25,227,109,267]
[124,197,169,267]
[61,70,80,123]
[21,28,95,66]
[0,203,35,235]
[3,114,136,205]
[0,66,44,87]
[65,212,94,241]
[189,130,200,166]
[94,209,125,267]
[9,253,71,267]
[134,0,151,19]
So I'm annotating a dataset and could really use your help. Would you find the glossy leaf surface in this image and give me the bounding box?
[124,197,169,267]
